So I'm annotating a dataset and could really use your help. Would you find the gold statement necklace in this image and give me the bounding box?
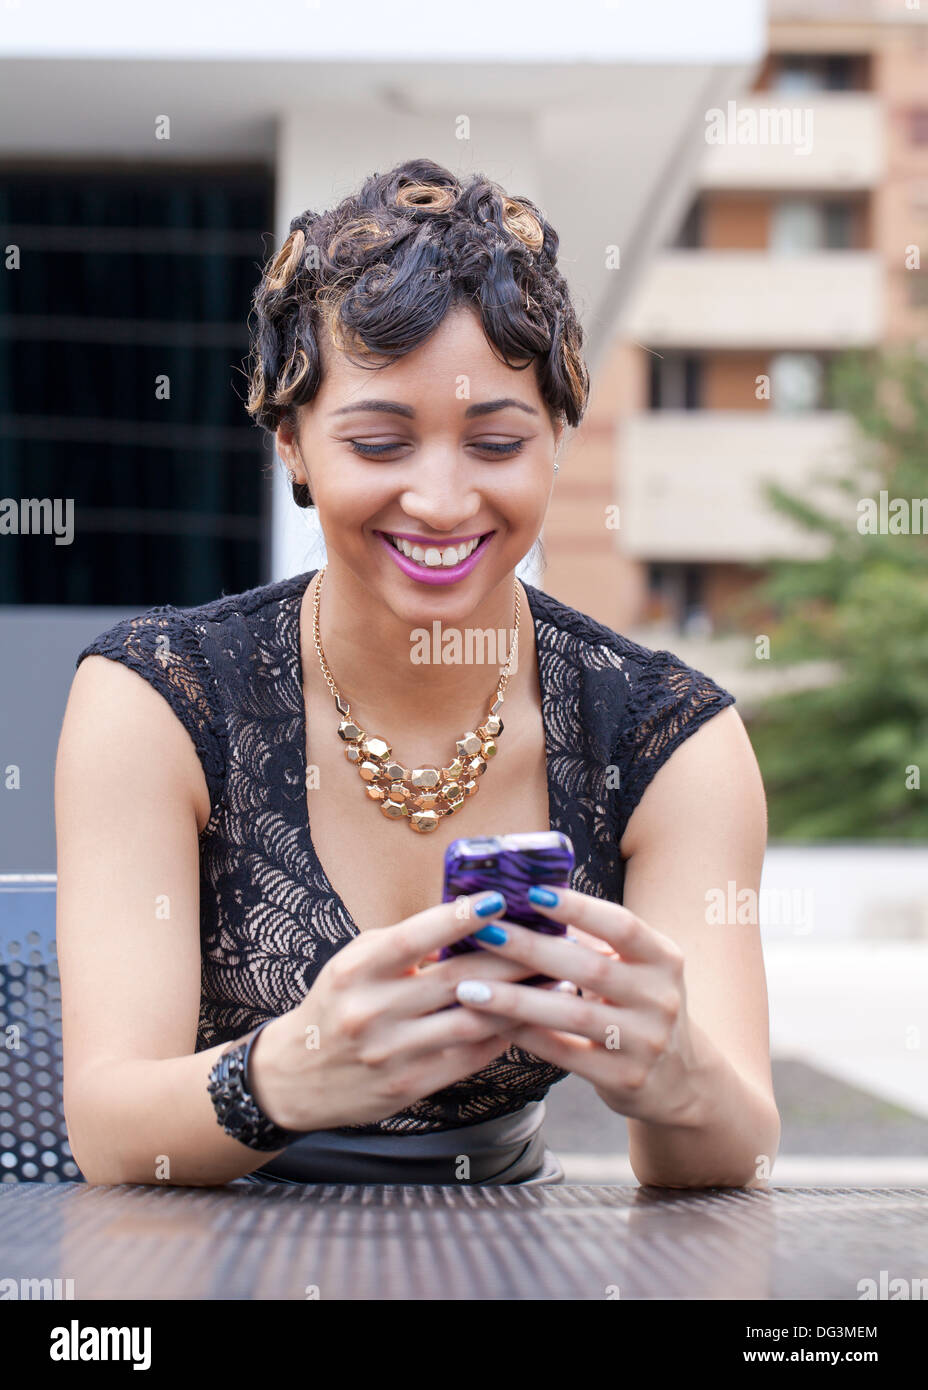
[312,565,520,834]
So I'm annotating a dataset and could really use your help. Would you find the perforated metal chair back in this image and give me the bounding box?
[0,876,81,1183]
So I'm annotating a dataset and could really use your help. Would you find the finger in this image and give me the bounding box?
[510,886,670,965]
[455,977,644,1054]
[378,1005,511,1066]
[456,976,602,1033]
[399,949,555,1017]
[453,917,655,1006]
[484,1020,661,1105]
[364,892,510,978]
[357,947,544,1029]
[418,1035,512,1096]
[477,1020,594,1074]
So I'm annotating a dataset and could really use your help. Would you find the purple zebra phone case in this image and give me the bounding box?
[439,831,575,986]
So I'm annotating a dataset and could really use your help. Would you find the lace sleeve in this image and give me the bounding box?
[614,647,736,849]
[74,605,226,829]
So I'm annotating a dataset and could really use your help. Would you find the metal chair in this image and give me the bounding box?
[0,876,82,1183]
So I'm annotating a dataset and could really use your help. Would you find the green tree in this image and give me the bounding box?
[745,346,928,840]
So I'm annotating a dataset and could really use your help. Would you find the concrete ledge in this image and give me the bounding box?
[558,1154,928,1186]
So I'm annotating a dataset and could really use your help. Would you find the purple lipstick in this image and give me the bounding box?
[375,530,495,585]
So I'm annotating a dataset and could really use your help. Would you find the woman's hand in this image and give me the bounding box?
[450,886,703,1125]
[249,891,544,1133]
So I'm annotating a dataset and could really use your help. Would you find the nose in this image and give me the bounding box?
[395,451,484,534]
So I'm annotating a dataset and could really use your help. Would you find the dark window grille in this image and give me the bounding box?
[0,164,274,606]
[648,353,703,410]
[772,54,866,92]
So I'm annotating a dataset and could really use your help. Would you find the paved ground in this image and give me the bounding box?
[543,1055,928,1184]
[545,1056,928,1154]
[763,942,928,1119]
[538,934,928,1184]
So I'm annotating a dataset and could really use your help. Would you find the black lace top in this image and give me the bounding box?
[74,569,735,1135]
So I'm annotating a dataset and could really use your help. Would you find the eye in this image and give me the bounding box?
[347,441,403,458]
[346,439,527,459]
[474,439,526,457]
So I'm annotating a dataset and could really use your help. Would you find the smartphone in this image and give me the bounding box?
[439,831,575,986]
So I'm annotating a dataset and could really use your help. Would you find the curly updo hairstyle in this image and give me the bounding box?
[244,156,590,508]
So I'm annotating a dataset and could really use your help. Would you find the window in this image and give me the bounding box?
[648,353,702,410]
[771,54,861,93]
[646,563,711,635]
[823,201,855,249]
[770,199,857,253]
[774,61,819,94]
[770,200,821,254]
[769,353,826,412]
[0,165,273,606]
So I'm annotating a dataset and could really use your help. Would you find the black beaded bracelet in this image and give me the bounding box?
[207,1018,306,1152]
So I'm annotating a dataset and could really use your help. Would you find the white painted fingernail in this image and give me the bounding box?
[456,980,493,1004]
[554,980,579,993]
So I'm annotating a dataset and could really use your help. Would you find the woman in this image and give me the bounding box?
[56,157,779,1188]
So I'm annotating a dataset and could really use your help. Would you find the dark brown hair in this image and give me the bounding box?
[244,156,590,507]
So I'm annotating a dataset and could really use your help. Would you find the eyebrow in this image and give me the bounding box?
[329,397,539,419]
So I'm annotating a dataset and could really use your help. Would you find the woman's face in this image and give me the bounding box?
[276,305,563,617]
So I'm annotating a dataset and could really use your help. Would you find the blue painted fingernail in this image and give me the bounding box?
[474,891,505,918]
[529,885,559,906]
[473,924,508,945]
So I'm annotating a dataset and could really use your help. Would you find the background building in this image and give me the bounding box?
[542,0,928,702]
[0,0,765,872]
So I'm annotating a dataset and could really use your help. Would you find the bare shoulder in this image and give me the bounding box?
[619,704,766,861]
[57,653,211,837]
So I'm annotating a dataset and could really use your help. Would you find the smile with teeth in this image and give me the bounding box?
[382,533,489,567]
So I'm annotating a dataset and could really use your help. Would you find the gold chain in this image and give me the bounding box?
[311,566,521,833]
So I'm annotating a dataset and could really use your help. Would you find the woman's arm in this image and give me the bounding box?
[616,703,781,1187]
[434,698,780,1188]
[55,655,296,1186]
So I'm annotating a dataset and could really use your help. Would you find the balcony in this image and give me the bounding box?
[697,93,883,191]
[622,249,884,349]
[617,409,860,562]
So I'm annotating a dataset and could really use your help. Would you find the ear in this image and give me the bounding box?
[276,417,309,490]
[275,418,296,469]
